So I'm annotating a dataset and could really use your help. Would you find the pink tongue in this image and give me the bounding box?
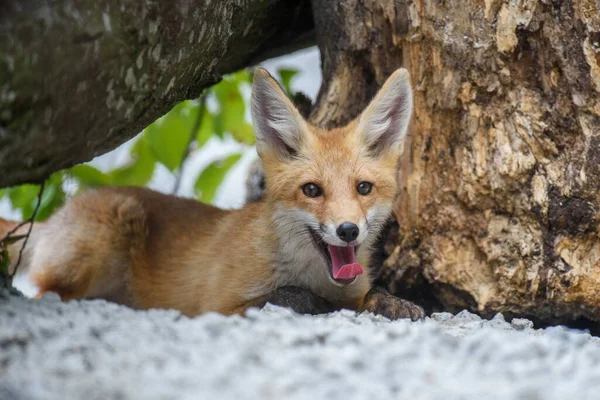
[328,245,364,280]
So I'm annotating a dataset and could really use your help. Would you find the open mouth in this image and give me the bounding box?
[309,228,364,286]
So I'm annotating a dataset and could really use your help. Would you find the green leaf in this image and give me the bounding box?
[7,173,65,221]
[213,79,246,138]
[230,122,255,145]
[196,103,214,147]
[8,184,40,219]
[202,70,254,145]
[277,68,299,95]
[109,135,156,186]
[194,153,243,204]
[69,165,110,188]
[145,101,198,171]
[234,70,252,85]
[36,173,65,221]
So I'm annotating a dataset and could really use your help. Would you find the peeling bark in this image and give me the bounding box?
[0,0,313,187]
[311,0,600,323]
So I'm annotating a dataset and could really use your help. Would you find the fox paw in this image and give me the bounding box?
[359,286,425,321]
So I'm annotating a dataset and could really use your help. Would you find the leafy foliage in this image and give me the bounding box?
[277,68,299,96]
[1,173,65,222]
[194,153,244,203]
[0,67,300,220]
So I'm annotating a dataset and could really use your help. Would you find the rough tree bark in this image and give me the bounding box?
[310,0,600,325]
[0,0,313,188]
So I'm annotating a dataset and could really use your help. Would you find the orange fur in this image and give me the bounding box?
[7,68,414,317]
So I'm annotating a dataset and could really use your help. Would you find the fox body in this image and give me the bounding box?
[1,68,423,319]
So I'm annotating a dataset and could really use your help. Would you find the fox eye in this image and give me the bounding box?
[357,182,373,196]
[302,183,322,198]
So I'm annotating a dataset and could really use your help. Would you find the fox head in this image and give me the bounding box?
[251,68,413,287]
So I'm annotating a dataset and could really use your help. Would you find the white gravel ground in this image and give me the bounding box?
[1,290,600,400]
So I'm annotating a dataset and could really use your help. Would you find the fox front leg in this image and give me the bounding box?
[240,286,334,315]
[358,286,425,321]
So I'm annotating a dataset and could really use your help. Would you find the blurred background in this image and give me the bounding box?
[1,47,321,295]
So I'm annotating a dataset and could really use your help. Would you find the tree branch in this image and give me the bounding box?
[9,181,45,278]
[0,181,45,287]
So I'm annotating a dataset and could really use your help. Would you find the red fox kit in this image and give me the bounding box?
[0,68,424,320]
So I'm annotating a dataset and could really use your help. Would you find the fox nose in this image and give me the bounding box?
[337,222,359,243]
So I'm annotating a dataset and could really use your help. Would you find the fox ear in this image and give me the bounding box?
[357,68,413,156]
[251,68,307,158]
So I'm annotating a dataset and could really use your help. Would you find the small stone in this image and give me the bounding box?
[453,310,482,321]
[492,312,506,321]
[485,313,511,329]
[431,312,453,322]
[572,92,587,107]
[511,318,534,330]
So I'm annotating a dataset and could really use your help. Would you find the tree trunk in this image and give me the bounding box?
[0,0,313,188]
[311,0,600,324]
